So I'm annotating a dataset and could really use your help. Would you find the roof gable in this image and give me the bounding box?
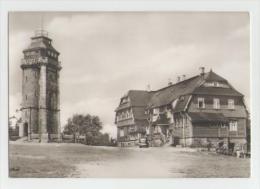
[194,71,243,97]
[204,70,227,82]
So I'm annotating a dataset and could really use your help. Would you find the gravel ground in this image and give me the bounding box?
[9,142,250,178]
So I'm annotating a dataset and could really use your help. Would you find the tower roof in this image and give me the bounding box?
[23,30,59,54]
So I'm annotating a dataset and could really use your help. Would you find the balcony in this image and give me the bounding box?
[21,57,61,69]
[21,57,48,66]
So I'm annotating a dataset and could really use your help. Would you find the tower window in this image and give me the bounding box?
[25,76,28,82]
[25,95,27,100]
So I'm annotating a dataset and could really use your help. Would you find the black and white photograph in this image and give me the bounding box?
[7,11,251,178]
[2,1,260,189]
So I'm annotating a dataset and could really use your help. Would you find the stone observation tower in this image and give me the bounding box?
[19,30,62,142]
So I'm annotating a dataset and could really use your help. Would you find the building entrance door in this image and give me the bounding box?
[23,122,28,137]
[173,136,180,146]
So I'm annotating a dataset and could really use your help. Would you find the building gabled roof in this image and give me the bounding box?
[115,70,245,117]
[128,90,153,107]
[147,70,244,108]
[147,76,202,108]
[115,90,153,111]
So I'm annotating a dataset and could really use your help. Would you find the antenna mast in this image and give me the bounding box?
[35,13,48,37]
[41,13,44,31]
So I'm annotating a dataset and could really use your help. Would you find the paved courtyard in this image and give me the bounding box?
[9,142,250,178]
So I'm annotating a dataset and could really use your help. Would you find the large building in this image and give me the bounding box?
[115,68,249,151]
[19,30,61,142]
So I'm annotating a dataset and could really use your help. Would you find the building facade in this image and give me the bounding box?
[115,69,249,151]
[19,30,61,142]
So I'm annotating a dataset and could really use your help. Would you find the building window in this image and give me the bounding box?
[119,128,124,137]
[129,109,133,118]
[126,110,130,118]
[25,76,28,82]
[228,99,235,109]
[229,121,238,131]
[25,95,27,100]
[198,97,205,108]
[213,98,220,109]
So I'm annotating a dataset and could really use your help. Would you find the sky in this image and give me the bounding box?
[9,12,250,137]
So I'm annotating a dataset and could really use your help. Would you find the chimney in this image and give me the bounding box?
[182,74,186,81]
[168,78,173,86]
[177,76,181,83]
[146,84,151,92]
[199,67,205,76]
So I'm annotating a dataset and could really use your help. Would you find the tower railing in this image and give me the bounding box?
[21,57,61,69]
[34,29,48,37]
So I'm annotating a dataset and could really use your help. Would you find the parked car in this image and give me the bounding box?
[139,137,149,148]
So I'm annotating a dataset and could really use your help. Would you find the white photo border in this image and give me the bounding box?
[1,1,260,189]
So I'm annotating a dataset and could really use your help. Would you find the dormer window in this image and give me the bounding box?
[213,82,220,87]
[121,97,129,104]
[203,81,229,88]
[198,97,205,109]
[228,99,235,109]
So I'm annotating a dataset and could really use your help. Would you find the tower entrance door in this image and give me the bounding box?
[23,122,28,137]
